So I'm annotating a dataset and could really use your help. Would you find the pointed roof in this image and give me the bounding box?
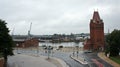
[92,11,101,21]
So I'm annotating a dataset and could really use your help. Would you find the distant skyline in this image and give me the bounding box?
[0,0,120,35]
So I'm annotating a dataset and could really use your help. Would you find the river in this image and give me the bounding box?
[39,42,83,47]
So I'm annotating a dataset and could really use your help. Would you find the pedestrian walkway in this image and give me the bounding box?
[7,54,68,67]
[98,52,120,67]
[70,55,87,64]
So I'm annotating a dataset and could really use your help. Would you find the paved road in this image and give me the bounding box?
[42,51,89,67]
[82,52,113,67]
[14,49,113,67]
[16,49,89,67]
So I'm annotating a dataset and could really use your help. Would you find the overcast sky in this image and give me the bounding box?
[0,0,120,35]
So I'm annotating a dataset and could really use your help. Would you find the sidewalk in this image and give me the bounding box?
[98,52,120,67]
[70,55,87,64]
[7,54,68,67]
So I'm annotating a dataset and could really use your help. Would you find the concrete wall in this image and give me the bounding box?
[0,58,4,67]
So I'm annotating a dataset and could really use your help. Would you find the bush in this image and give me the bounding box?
[0,52,3,58]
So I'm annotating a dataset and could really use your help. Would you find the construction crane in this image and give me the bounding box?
[28,22,32,39]
[11,27,15,36]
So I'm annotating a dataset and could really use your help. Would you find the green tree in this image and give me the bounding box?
[0,19,14,56]
[106,29,120,56]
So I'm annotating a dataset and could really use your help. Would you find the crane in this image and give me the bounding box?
[28,22,32,39]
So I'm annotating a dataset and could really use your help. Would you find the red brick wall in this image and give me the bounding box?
[17,38,39,48]
[24,38,39,48]
[0,58,4,67]
[84,11,105,51]
[89,11,105,50]
[83,39,91,50]
[22,38,39,48]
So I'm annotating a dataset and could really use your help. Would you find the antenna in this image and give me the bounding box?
[94,8,98,12]
[97,9,98,11]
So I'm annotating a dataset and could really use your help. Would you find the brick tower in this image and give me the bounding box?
[90,11,104,51]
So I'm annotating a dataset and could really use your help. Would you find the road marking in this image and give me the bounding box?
[92,59,104,67]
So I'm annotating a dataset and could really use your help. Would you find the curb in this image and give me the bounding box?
[70,55,87,64]
[98,52,120,67]
[51,57,69,67]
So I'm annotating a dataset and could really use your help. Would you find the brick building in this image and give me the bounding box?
[84,11,105,51]
[16,38,39,48]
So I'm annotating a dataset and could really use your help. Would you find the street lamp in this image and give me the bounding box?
[45,40,50,59]
[76,46,79,58]
[47,46,51,59]
[75,42,79,58]
[16,44,19,54]
[37,45,39,56]
[3,48,8,67]
[73,44,75,56]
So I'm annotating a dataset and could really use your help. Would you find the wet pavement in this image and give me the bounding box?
[12,49,113,67]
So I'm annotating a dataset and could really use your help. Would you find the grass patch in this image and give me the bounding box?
[110,56,120,64]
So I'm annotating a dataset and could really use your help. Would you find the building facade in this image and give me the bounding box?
[15,38,39,48]
[84,11,105,51]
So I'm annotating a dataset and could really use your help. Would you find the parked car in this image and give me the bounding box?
[84,50,92,53]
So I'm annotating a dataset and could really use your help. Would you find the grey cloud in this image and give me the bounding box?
[0,0,120,35]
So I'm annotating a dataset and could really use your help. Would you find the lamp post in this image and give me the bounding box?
[76,46,79,58]
[73,44,75,56]
[3,48,8,67]
[16,44,19,54]
[75,42,79,58]
[47,46,50,59]
[46,40,50,59]
[37,45,39,56]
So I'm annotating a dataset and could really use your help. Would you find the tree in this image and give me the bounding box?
[106,29,120,56]
[0,19,14,56]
